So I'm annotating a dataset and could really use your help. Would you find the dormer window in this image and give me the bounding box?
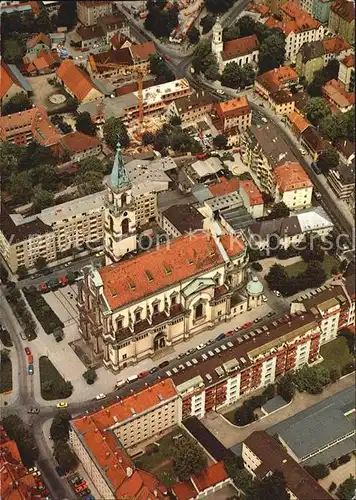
[145,270,153,282]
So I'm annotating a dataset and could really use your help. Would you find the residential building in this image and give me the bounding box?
[240,122,297,194]
[77,0,113,26]
[322,78,355,112]
[328,0,355,44]
[98,14,130,43]
[170,311,325,418]
[242,432,333,499]
[0,105,61,147]
[247,206,334,250]
[334,138,355,164]
[265,2,324,61]
[76,24,106,50]
[338,54,355,92]
[189,157,223,182]
[265,386,355,466]
[328,161,355,199]
[159,205,205,239]
[0,60,33,105]
[166,91,214,124]
[56,59,103,103]
[274,161,313,210]
[239,180,264,218]
[215,96,252,132]
[0,425,47,500]
[172,462,233,500]
[300,125,330,160]
[22,49,61,76]
[286,110,311,137]
[209,176,240,198]
[312,0,334,23]
[322,36,353,63]
[255,66,298,99]
[269,90,295,115]
[25,32,51,60]
[59,131,102,163]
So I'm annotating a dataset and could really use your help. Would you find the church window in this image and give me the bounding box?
[195,303,203,320]
[135,311,141,322]
[121,193,127,206]
[122,218,129,234]
[108,215,114,232]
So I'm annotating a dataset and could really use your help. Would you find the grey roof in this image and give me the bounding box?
[191,185,214,203]
[299,40,324,63]
[249,216,301,239]
[247,123,297,168]
[330,161,355,185]
[262,395,288,414]
[163,204,204,234]
[205,192,243,212]
[266,387,355,461]
[221,206,254,231]
[303,437,356,466]
[78,94,138,119]
[8,64,33,92]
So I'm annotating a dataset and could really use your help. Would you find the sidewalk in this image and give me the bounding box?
[201,373,355,448]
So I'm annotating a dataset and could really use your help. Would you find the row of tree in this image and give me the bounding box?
[141,121,203,155]
[144,0,179,38]
[265,260,327,296]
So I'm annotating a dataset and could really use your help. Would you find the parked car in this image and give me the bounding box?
[58,276,68,287]
[311,162,321,175]
[70,475,83,484]
[254,317,260,323]
[39,283,49,293]
[56,401,68,408]
[234,326,240,332]
[273,290,281,297]
[242,322,252,329]
[28,364,34,375]
[159,360,169,369]
[225,331,234,337]
[262,295,268,302]
[138,371,149,378]
[196,343,205,350]
[95,393,107,400]
[96,251,104,257]
[27,407,40,414]
[215,333,225,341]
[177,352,185,359]
[216,89,225,95]
[25,347,31,356]
[149,366,159,374]
[79,490,91,497]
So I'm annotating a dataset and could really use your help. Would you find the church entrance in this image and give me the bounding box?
[154,332,166,351]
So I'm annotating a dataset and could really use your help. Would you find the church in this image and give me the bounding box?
[77,141,252,372]
[212,18,260,72]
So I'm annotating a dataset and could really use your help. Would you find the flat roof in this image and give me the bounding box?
[135,78,191,105]
[205,192,243,212]
[191,157,223,178]
[38,191,105,225]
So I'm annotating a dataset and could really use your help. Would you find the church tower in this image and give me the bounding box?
[212,17,223,55]
[104,138,137,265]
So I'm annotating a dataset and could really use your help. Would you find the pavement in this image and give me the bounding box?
[201,372,355,449]
[319,455,356,496]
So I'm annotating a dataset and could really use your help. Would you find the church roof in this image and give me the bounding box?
[108,139,130,191]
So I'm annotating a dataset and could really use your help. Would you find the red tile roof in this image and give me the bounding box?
[192,462,229,491]
[322,36,351,55]
[99,232,245,311]
[222,35,259,60]
[323,78,355,109]
[216,96,251,119]
[60,131,101,154]
[287,110,311,134]
[171,480,197,500]
[331,0,355,22]
[256,66,298,94]
[26,32,51,49]
[341,54,355,68]
[209,176,240,197]
[247,2,270,16]
[275,161,313,192]
[56,59,101,101]
[131,41,156,62]
[0,61,27,100]
[265,1,320,35]
[239,180,263,205]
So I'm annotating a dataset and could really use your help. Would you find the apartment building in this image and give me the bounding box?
[166,91,214,124]
[159,204,204,239]
[328,162,355,199]
[312,0,334,23]
[274,161,313,210]
[322,78,355,113]
[328,0,355,44]
[239,180,264,219]
[59,131,102,163]
[300,125,331,160]
[269,90,295,115]
[77,0,113,26]
[265,2,324,61]
[338,54,355,92]
[215,97,252,132]
[0,105,61,147]
[243,432,332,500]
[255,66,299,99]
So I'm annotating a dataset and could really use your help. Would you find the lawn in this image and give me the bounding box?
[133,428,191,487]
[0,359,12,393]
[320,337,354,371]
[24,289,64,335]
[285,255,339,279]
[39,356,73,400]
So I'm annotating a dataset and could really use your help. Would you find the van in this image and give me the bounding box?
[115,379,125,389]
[126,375,138,383]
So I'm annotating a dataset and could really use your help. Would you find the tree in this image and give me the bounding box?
[1,415,38,467]
[36,7,52,33]
[187,26,200,44]
[223,24,240,41]
[75,112,97,136]
[268,202,290,220]
[9,171,33,203]
[308,59,339,97]
[17,266,28,279]
[53,441,78,472]
[304,463,330,480]
[35,257,47,270]
[2,93,32,115]
[303,261,326,288]
[345,107,355,141]
[304,97,331,126]
[258,32,285,73]
[225,457,253,492]
[262,384,276,400]
[170,115,182,126]
[56,0,77,29]
[329,482,337,492]
[235,405,256,426]
[265,264,289,292]
[0,348,11,362]
[205,64,220,81]
[221,62,242,89]
[142,131,155,145]
[33,164,58,192]
[50,410,72,442]
[205,0,234,13]
[236,16,256,37]
[3,38,26,64]
[149,53,174,84]
[213,134,228,149]
[294,364,330,394]
[32,186,54,212]
[301,234,325,262]
[172,437,207,481]
[83,368,97,385]
[145,0,179,38]
[240,64,255,87]
[317,148,339,174]
[336,474,356,500]
[276,373,296,402]
[319,112,348,142]
[103,117,129,149]
[192,40,218,75]
[251,262,263,271]
[200,14,216,34]
[247,471,290,500]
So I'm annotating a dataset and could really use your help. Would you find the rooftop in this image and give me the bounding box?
[123,158,172,196]
[331,0,355,22]
[77,24,105,41]
[297,206,333,233]
[265,1,321,35]
[174,90,214,114]
[247,122,297,167]
[26,32,51,49]
[341,54,355,68]
[287,110,311,134]
[56,59,102,101]
[275,161,313,192]
[301,126,330,153]
[222,34,259,60]
[205,192,243,212]
[334,139,355,161]
[270,90,295,104]
[322,36,352,55]
[323,79,355,109]
[162,204,204,235]
[98,232,245,311]
[239,180,263,205]
[135,78,191,106]
[256,66,298,94]
[216,96,251,119]
[0,61,33,99]
[249,215,302,239]
[329,161,355,185]
[209,176,240,197]
[130,41,156,62]
[191,157,223,178]
[244,432,332,499]
[60,130,102,154]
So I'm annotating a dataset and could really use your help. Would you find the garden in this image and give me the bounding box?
[0,349,12,393]
[39,356,73,400]
[24,288,64,335]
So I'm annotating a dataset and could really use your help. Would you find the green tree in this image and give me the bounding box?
[300,234,325,262]
[225,457,253,492]
[50,409,72,442]
[33,164,58,192]
[75,112,97,136]
[36,7,52,33]
[192,40,218,75]
[304,463,330,480]
[294,364,330,394]
[304,97,331,126]
[83,368,97,385]
[145,0,179,38]
[235,404,256,426]
[149,53,174,84]
[3,38,26,64]
[32,186,54,212]
[329,367,341,383]
[213,134,228,149]
[303,260,326,288]
[2,93,32,115]
[0,348,11,362]
[317,148,339,174]
[221,62,242,89]
[241,64,255,87]
[170,115,182,126]
[1,415,38,467]
[345,107,355,141]
[265,264,289,292]
[205,64,220,81]
[236,16,256,37]
[258,32,285,73]
[200,14,216,34]
[9,171,33,203]
[35,257,47,270]
[56,0,77,29]
[103,117,129,149]
[17,266,28,280]
[53,441,78,471]
[205,0,234,13]
[142,131,155,145]
[223,24,240,41]
[268,202,290,219]
[247,471,290,500]
[187,26,200,44]
[276,373,296,402]
[319,113,348,142]
[172,437,207,481]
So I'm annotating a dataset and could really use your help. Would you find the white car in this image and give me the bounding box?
[95,393,107,400]
[216,89,225,95]
[300,148,306,155]
[273,290,281,297]
[262,294,268,302]
[196,343,205,350]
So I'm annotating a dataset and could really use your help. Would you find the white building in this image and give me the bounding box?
[274,161,313,210]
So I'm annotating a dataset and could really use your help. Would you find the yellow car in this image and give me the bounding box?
[56,402,68,408]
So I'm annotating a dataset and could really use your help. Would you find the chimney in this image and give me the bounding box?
[126,466,133,477]
[105,451,110,457]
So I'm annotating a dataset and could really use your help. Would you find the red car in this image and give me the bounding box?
[138,370,149,378]
[225,331,234,337]
[39,282,48,293]
[242,322,252,329]
[163,54,171,62]
[59,276,68,287]
[25,347,31,356]
[75,484,87,493]
[196,153,206,160]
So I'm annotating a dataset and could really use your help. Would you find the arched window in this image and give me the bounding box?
[121,218,129,235]
[108,215,114,232]
[121,193,127,206]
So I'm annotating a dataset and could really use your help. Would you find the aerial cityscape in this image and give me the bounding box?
[0,1,355,499]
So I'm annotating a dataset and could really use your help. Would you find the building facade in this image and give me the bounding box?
[328,0,355,44]
[312,0,334,23]
[274,161,313,210]
[215,97,252,132]
[338,54,355,92]
[77,0,113,26]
